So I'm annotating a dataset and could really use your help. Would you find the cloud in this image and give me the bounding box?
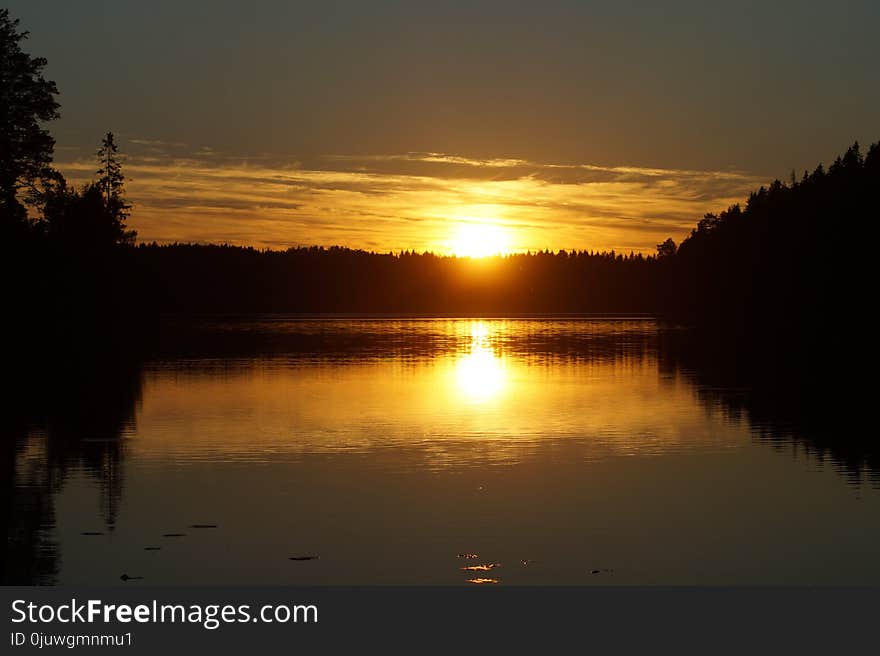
[55,145,766,253]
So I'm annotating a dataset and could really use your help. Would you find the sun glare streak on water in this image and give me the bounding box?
[453,321,507,404]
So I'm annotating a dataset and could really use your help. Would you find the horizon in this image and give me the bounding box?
[57,147,770,255]
[6,0,879,254]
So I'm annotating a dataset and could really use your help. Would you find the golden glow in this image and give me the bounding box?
[56,153,763,254]
[134,320,748,468]
[453,321,507,403]
[449,222,511,258]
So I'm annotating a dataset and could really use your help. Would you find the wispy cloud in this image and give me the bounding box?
[56,143,765,253]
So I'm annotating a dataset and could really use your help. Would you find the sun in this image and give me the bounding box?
[450,223,510,258]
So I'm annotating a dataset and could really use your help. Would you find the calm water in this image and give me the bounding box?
[5,318,879,585]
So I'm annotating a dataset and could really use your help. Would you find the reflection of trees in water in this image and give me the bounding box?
[1,430,58,585]
[156,316,659,364]
[160,318,879,488]
[165,318,876,487]
[3,320,872,584]
[1,351,143,584]
[658,329,878,488]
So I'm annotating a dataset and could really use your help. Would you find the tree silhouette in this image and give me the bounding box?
[0,9,60,231]
[42,181,130,250]
[661,139,879,346]
[656,238,677,259]
[41,135,136,250]
[96,133,128,211]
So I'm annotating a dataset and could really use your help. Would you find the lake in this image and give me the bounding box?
[5,317,878,585]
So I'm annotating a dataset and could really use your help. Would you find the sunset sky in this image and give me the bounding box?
[8,0,879,254]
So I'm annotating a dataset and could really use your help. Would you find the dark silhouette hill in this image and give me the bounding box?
[664,141,876,342]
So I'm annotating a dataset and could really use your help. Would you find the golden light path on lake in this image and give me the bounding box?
[454,321,508,402]
[131,319,748,468]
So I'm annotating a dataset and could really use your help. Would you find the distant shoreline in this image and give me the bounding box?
[158,312,660,321]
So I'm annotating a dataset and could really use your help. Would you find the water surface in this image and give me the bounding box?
[5,318,878,585]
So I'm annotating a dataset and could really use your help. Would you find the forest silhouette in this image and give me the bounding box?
[3,7,875,344]
[129,136,874,324]
[7,137,877,345]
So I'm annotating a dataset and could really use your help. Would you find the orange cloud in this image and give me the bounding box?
[56,145,764,254]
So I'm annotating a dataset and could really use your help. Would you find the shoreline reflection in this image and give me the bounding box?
[5,318,878,586]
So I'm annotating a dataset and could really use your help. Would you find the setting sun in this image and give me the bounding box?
[450,222,511,258]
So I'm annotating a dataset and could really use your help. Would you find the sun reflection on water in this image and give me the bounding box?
[135,319,729,469]
[453,321,507,404]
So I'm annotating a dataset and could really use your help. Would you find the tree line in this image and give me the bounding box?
[133,244,662,314]
[2,8,875,345]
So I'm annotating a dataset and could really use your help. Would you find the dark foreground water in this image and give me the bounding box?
[4,318,878,585]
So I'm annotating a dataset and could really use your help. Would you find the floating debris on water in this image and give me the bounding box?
[467,578,500,585]
[461,563,501,572]
[120,574,143,581]
[288,556,319,561]
[162,533,186,537]
[457,553,479,559]
[590,568,615,575]
[80,532,104,536]
[144,547,161,551]
[520,559,539,567]
[190,524,218,529]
